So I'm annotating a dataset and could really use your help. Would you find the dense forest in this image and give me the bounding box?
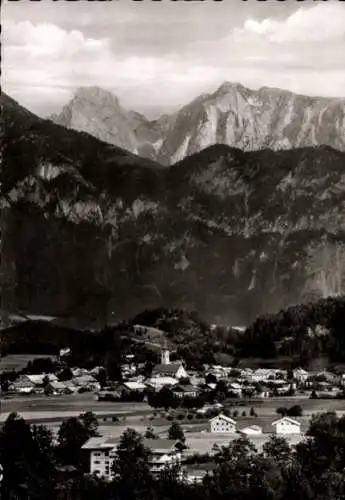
[2,296,345,368]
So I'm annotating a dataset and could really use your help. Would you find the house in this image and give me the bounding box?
[9,373,58,394]
[82,436,182,480]
[228,382,243,397]
[239,425,263,436]
[293,368,309,383]
[123,381,147,393]
[256,385,270,398]
[171,384,200,399]
[9,375,36,394]
[46,380,75,395]
[184,463,216,484]
[144,439,183,476]
[209,414,236,433]
[72,374,101,392]
[100,381,147,400]
[272,417,301,435]
[146,376,179,391]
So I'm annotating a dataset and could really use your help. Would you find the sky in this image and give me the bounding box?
[2,0,345,118]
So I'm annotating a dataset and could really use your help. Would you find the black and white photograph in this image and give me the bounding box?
[1,0,345,497]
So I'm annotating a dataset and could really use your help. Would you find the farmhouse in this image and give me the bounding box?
[9,374,58,394]
[72,374,101,391]
[209,414,237,433]
[46,380,76,395]
[171,384,200,399]
[272,417,301,435]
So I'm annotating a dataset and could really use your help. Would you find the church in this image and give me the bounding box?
[150,346,188,380]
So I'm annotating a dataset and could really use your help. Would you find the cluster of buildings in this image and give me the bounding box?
[8,368,102,395]
[82,413,303,483]
[209,413,301,435]
[4,343,345,400]
[100,348,345,401]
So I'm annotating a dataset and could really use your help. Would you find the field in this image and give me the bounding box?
[0,393,151,423]
[224,397,345,417]
[2,393,345,441]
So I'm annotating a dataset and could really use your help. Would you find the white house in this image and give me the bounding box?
[239,425,263,436]
[209,414,236,433]
[271,417,301,435]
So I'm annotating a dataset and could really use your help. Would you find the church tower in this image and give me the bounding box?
[161,340,170,365]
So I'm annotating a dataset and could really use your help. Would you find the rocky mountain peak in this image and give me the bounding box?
[49,82,345,165]
[3,92,345,325]
[72,86,121,108]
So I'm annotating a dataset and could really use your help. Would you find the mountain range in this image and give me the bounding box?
[1,88,345,328]
[50,83,345,165]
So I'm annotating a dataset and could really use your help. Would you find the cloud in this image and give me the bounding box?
[4,20,109,57]
[2,19,222,116]
[241,3,345,43]
[2,2,345,118]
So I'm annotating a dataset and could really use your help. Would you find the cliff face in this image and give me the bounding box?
[49,86,176,161]
[2,93,345,326]
[50,83,345,165]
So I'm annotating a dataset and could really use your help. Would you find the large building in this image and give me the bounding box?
[271,417,301,435]
[82,437,119,480]
[82,436,183,480]
[209,414,237,433]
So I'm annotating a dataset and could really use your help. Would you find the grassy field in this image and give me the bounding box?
[0,393,151,423]
[225,398,345,417]
[1,393,344,433]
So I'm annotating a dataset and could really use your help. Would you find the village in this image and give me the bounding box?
[4,343,345,399]
[2,341,345,484]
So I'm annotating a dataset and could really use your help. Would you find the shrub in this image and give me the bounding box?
[276,407,288,416]
[167,415,173,421]
[242,411,246,417]
[177,414,185,420]
[310,390,318,399]
[287,404,303,417]
[187,414,193,420]
[233,410,238,418]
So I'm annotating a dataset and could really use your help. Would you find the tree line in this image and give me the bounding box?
[1,409,345,499]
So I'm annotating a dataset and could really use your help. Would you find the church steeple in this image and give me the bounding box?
[161,340,170,365]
